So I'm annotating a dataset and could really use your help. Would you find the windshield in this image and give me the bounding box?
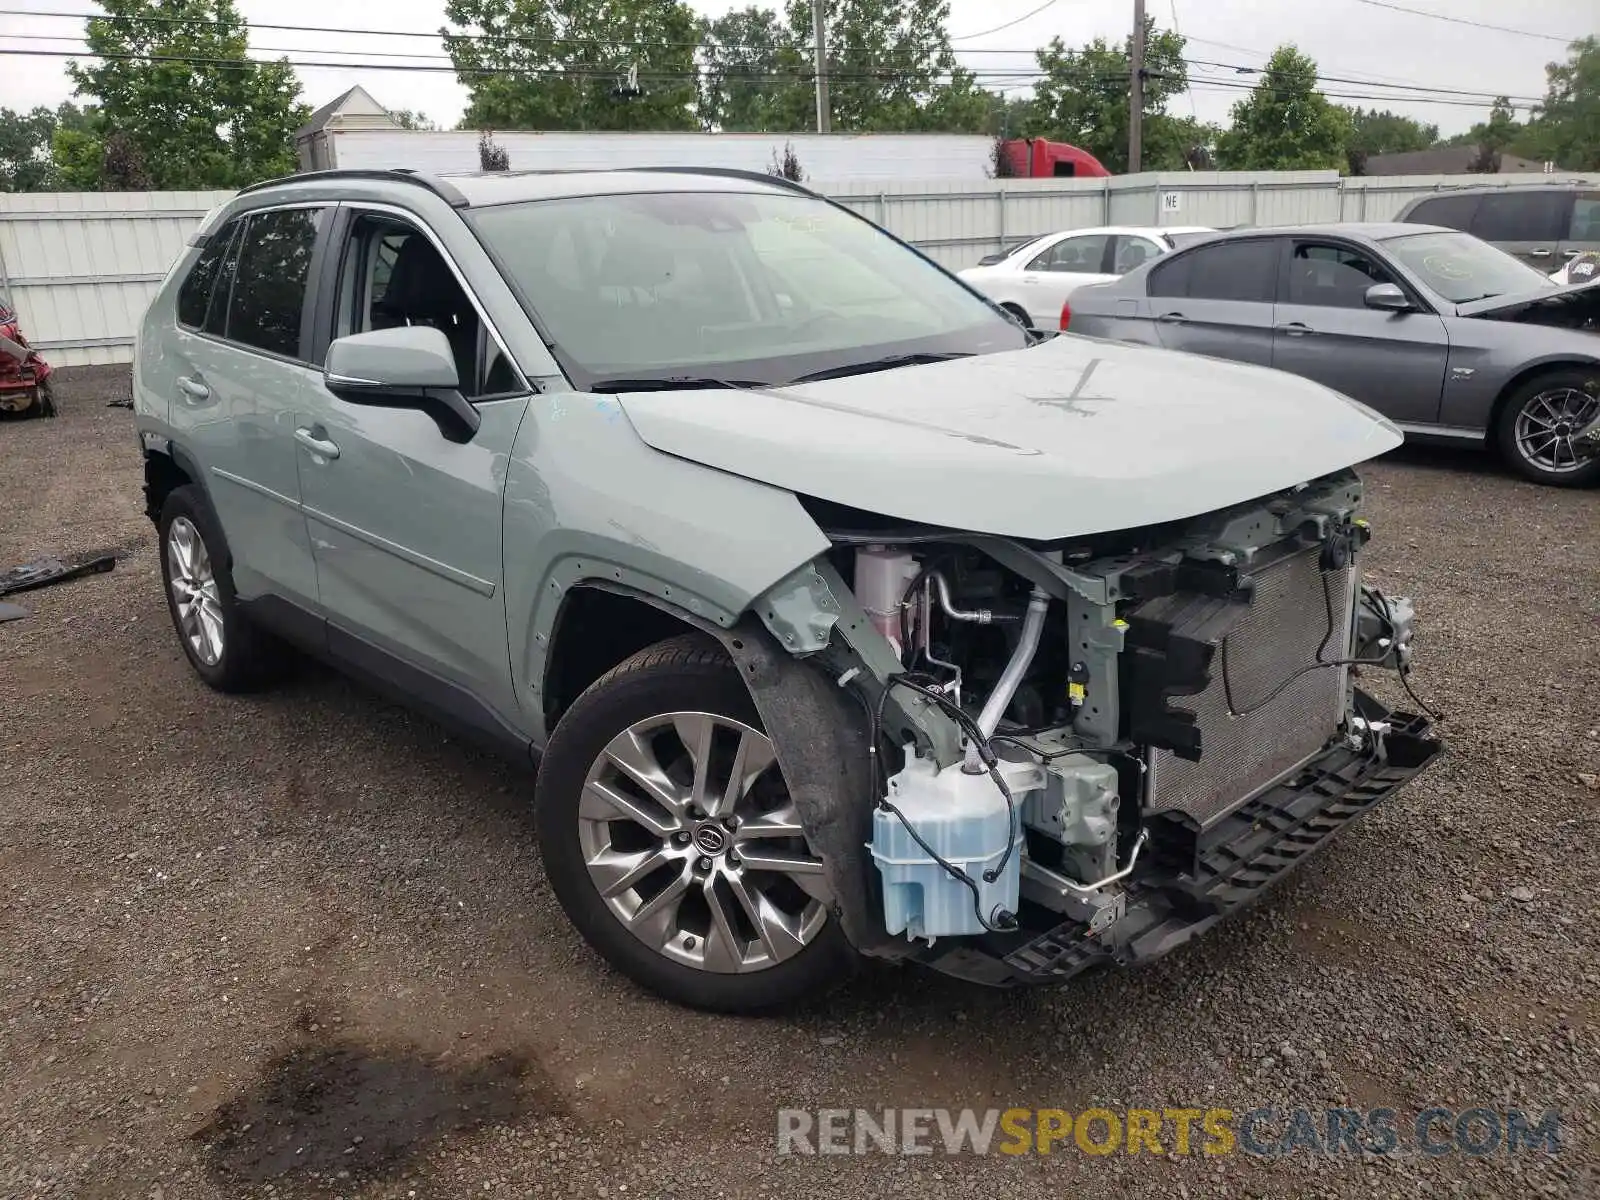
[1379,230,1557,304]
[466,190,1026,388]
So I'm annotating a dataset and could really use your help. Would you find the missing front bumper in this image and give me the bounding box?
[915,703,1442,988]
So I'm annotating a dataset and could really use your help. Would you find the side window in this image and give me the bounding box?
[1406,194,1479,232]
[1568,194,1600,241]
[1151,240,1279,303]
[1470,192,1568,243]
[225,207,327,359]
[332,213,520,401]
[1286,242,1399,309]
[176,218,239,330]
[1112,236,1161,274]
[1028,234,1110,274]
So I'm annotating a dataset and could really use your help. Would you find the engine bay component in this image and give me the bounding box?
[873,746,1044,939]
[1355,586,1416,671]
[852,547,919,659]
[781,469,1442,981]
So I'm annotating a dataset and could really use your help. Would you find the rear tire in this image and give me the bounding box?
[35,378,57,418]
[535,634,856,1013]
[1495,369,1600,487]
[157,485,289,692]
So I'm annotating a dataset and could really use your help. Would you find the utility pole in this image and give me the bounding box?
[813,1,831,134]
[1129,0,1145,173]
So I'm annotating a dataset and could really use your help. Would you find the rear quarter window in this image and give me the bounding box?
[1403,194,1479,232]
[176,220,239,330]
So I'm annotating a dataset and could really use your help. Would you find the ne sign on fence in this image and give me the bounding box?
[2,171,1594,366]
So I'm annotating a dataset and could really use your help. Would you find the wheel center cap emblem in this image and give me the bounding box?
[692,824,728,855]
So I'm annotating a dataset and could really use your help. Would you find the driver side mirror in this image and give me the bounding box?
[1364,282,1414,312]
[324,325,481,443]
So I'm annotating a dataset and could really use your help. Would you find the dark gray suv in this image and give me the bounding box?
[1395,183,1600,272]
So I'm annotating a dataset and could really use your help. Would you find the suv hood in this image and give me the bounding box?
[1456,275,1600,320]
[615,336,1402,540]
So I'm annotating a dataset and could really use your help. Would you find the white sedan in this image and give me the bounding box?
[958,225,1217,329]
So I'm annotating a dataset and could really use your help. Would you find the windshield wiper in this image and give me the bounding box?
[589,375,765,394]
[782,351,973,386]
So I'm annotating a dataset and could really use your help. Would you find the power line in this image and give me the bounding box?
[2,29,1538,108]
[1184,56,1542,104]
[1178,76,1535,111]
[952,0,1065,42]
[0,5,1554,99]
[1347,0,1578,44]
[0,43,1066,86]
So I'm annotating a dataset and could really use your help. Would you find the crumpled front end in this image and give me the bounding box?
[744,467,1442,985]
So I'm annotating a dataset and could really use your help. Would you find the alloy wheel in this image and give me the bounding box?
[166,516,224,666]
[577,712,831,975]
[1514,387,1600,475]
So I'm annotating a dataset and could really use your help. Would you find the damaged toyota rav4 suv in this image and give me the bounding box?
[134,167,1441,1012]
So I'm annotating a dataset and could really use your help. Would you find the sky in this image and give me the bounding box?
[0,0,1593,137]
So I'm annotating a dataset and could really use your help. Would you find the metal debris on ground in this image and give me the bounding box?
[0,552,116,597]
[0,601,28,623]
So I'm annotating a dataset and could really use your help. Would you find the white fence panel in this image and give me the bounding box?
[5,171,1599,365]
[0,190,232,365]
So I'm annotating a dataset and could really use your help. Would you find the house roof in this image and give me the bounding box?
[1362,146,1547,175]
[296,85,393,139]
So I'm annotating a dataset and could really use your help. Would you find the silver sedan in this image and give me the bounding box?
[1065,222,1600,487]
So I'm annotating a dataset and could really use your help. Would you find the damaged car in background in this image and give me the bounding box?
[133,167,1442,1013]
[1065,224,1600,488]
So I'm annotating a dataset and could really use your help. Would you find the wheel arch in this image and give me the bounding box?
[540,580,896,958]
[140,435,207,525]
[1487,358,1600,445]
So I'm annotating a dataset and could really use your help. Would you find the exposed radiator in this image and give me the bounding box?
[1146,543,1356,829]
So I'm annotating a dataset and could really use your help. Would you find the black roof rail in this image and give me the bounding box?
[236,168,471,208]
[622,165,817,196]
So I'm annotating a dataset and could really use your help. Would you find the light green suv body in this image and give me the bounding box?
[134,168,1440,1012]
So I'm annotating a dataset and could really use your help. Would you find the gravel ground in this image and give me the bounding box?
[1,367,1597,1200]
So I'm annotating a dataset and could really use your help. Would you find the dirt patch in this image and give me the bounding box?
[193,1034,559,1187]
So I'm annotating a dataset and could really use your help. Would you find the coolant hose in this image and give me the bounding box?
[963,587,1051,773]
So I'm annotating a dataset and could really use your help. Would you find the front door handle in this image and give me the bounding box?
[1529,248,1552,258]
[1562,248,1580,258]
[1275,322,1317,337]
[1157,311,1187,324]
[294,426,340,460]
[176,375,209,401]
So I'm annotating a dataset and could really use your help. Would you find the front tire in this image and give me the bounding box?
[1495,369,1600,487]
[157,485,287,692]
[535,635,856,1013]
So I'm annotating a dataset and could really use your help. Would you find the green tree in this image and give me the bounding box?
[1,105,67,191]
[1528,37,1599,170]
[1215,46,1351,171]
[1342,106,1437,173]
[698,5,811,131]
[388,109,439,131]
[444,0,702,131]
[64,0,307,190]
[1466,95,1521,172]
[1028,19,1194,172]
[790,1,991,133]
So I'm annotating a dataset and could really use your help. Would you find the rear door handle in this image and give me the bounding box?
[1275,322,1317,337]
[1157,311,1187,324]
[294,426,340,460]
[1529,248,1552,258]
[1562,248,1580,258]
[176,375,209,401]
